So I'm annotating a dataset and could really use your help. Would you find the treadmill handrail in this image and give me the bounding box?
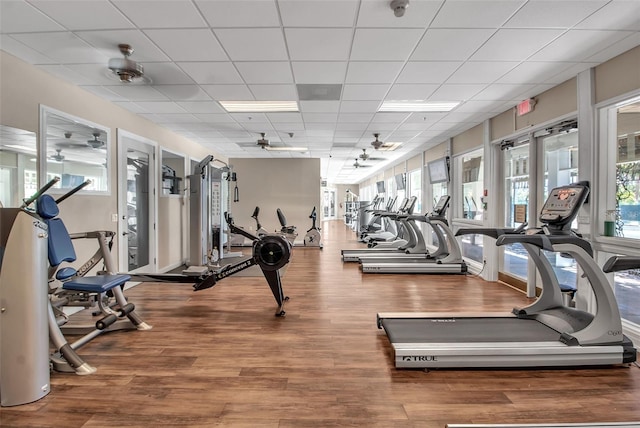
[603,255,640,273]
[455,227,521,239]
[495,233,593,257]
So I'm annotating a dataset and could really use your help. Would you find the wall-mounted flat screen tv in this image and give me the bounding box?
[376,180,385,193]
[427,156,450,184]
[395,173,406,190]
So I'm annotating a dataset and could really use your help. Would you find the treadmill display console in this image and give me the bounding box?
[433,195,450,216]
[539,185,589,229]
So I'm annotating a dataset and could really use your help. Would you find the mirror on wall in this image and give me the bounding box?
[161,149,185,196]
[39,106,109,193]
[0,125,38,207]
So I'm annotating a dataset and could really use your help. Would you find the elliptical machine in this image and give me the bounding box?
[303,206,323,249]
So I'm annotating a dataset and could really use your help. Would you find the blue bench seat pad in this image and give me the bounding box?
[62,274,131,293]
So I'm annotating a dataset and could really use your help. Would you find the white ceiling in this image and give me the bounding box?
[1,0,639,183]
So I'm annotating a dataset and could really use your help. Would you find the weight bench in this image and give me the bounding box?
[37,194,151,375]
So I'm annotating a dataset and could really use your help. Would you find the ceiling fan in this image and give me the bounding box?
[50,149,65,162]
[108,44,144,83]
[359,148,385,161]
[87,132,105,149]
[352,158,372,169]
[371,133,384,150]
[255,133,307,152]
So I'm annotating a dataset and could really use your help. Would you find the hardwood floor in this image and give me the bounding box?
[3,220,640,427]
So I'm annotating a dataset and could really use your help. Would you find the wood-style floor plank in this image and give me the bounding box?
[2,220,640,427]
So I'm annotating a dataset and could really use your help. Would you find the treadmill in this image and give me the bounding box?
[359,196,467,274]
[377,183,636,368]
[342,197,417,262]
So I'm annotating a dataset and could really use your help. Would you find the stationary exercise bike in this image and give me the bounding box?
[303,206,323,249]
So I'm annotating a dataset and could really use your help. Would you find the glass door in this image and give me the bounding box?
[502,143,530,282]
[541,127,579,290]
[118,130,156,273]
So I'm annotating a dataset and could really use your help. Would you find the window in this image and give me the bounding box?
[461,150,484,221]
[407,169,422,213]
[614,100,640,238]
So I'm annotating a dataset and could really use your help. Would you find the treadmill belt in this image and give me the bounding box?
[382,317,561,343]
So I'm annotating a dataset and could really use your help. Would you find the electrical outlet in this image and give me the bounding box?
[111,214,118,222]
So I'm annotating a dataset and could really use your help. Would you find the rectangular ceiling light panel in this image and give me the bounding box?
[219,101,299,112]
[379,101,459,112]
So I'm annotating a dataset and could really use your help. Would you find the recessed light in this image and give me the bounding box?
[219,101,299,113]
[379,101,459,112]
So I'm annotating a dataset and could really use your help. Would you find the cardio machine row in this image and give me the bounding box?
[342,194,467,274]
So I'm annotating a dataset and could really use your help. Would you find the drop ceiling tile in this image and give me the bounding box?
[303,113,338,123]
[144,29,227,62]
[266,112,303,123]
[285,28,353,61]
[341,84,388,101]
[178,62,243,84]
[356,0,442,28]
[396,122,434,131]
[195,0,280,27]
[529,30,634,62]
[335,123,368,132]
[28,1,133,31]
[575,1,640,30]
[455,100,509,113]
[144,113,199,123]
[39,64,103,86]
[230,113,270,123]
[106,85,169,101]
[75,29,170,62]
[428,83,487,101]
[177,101,226,114]
[385,84,438,100]
[215,28,288,61]
[291,61,348,84]
[431,1,526,28]
[194,114,236,123]
[404,112,448,123]
[113,101,149,113]
[201,85,254,101]
[1,35,57,64]
[505,1,607,28]
[153,85,212,101]
[272,123,307,132]
[345,62,404,84]
[235,62,294,84]
[447,62,518,84]
[134,101,187,114]
[303,125,335,134]
[249,84,298,100]
[472,83,536,101]
[371,112,411,123]
[10,32,109,63]
[279,0,358,27]
[337,113,374,123]
[143,63,194,85]
[299,101,341,113]
[0,1,64,33]
[496,62,576,85]
[586,32,640,63]
[396,62,461,84]
[339,100,382,113]
[366,123,396,132]
[350,29,425,61]
[111,0,207,28]
[411,29,496,61]
[471,29,565,61]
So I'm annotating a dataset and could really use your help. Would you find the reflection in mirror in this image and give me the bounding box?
[161,149,184,196]
[40,106,109,192]
[0,125,38,207]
